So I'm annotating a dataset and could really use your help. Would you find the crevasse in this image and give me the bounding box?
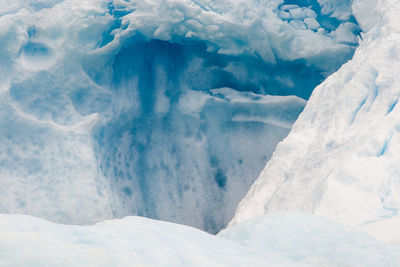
[0,0,359,233]
[231,0,400,244]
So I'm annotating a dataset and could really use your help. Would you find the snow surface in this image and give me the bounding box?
[0,0,399,264]
[231,0,400,244]
[1,212,399,267]
[220,212,400,267]
[0,214,303,267]
[0,0,358,233]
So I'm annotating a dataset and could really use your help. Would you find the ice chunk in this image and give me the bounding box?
[288,8,317,20]
[230,0,400,244]
[304,18,320,31]
[1,212,398,266]
[318,0,353,21]
[117,0,359,71]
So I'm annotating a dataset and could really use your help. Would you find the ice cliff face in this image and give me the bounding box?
[231,0,400,243]
[0,0,359,233]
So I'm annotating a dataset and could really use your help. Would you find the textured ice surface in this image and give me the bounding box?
[221,213,400,267]
[0,214,303,267]
[231,0,400,243]
[0,0,358,232]
[1,212,399,267]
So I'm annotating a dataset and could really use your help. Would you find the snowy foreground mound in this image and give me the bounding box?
[1,213,400,267]
[232,0,400,244]
[0,0,359,233]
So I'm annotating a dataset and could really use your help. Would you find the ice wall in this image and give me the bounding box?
[0,0,359,232]
[231,0,400,243]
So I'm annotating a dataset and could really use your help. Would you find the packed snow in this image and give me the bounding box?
[231,0,400,244]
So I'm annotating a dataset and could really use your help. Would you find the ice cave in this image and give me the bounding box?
[1,0,400,266]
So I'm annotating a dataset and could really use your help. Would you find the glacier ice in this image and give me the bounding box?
[2,0,400,264]
[1,212,399,266]
[220,213,400,267]
[0,214,302,267]
[231,0,400,244]
[0,0,359,233]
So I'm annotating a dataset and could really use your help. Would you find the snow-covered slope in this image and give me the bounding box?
[0,214,301,267]
[231,0,400,244]
[1,0,400,264]
[220,212,400,267]
[0,0,359,233]
[1,212,399,267]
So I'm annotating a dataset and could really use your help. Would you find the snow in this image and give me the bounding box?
[0,0,358,233]
[0,0,399,264]
[230,0,400,244]
[220,212,400,267]
[0,214,302,267]
[118,0,358,70]
[1,212,399,266]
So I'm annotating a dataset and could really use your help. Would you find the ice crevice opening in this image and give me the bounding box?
[229,0,400,244]
[0,0,360,234]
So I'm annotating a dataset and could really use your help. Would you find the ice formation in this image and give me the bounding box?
[220,212,400,266]
[1,0,400,265]
[0,214,299,267]
[231,0,400,244]
[0,0,359,233]
[1,212,399,266]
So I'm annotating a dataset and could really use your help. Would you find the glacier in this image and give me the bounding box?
[0,0,360,233]
[1,0,400,265]
[220,212,400,266]
[1,212,400,266]
[0,214,302,267]
[231,0,400,244]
